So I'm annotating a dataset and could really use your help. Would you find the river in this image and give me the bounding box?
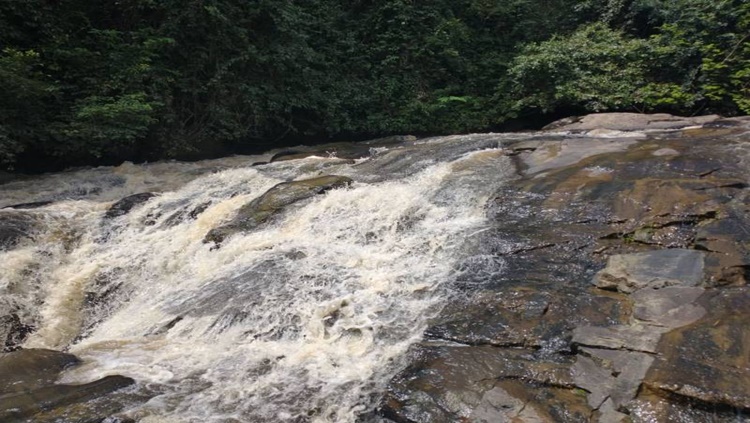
[0,133,544,422]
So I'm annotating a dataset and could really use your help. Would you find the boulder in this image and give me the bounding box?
[204,175,352,244]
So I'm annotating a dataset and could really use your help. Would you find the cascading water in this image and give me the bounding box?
[0,134,524,422]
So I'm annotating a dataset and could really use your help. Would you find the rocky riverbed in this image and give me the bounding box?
[381,113,750,422]
[0,113,748,422]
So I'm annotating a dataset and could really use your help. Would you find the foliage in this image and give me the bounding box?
[504,23,650,115]
[0,0,748,171]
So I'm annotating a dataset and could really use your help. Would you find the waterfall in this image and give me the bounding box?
[1,135,521,422]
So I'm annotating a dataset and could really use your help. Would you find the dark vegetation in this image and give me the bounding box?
[1,0,748,172]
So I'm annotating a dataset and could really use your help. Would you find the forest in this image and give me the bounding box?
[1,0,748,172]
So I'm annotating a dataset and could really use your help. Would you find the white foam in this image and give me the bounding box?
[5,138,516,422]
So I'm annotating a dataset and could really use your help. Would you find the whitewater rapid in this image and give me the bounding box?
[1,134,523,422]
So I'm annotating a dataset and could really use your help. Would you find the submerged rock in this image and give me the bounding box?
[0,314,33,352]
[0,211,37,250]
[204,175,353,244]
[2,200,54,209]
[104,192,157,219]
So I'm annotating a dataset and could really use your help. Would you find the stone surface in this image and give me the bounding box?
[695,216,750,287]
[381,117,750,422]
[643,287,750,411]
[543,113,721,132]
[0,349,140,423]
[630,286,705,327]
[594,249,705,293]
[0,349,80,393]
[2,200,54,209]
[269,136,414,163]
[204,175,352,244]
[381,345,589,423]
[426,287,628,348]
[0,375,135,422]
[572,355,616,409]
[572,324,664,353]
[104,192,157,219]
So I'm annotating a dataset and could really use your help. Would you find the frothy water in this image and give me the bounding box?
[1,135,520,422]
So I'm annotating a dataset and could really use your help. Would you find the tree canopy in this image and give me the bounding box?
[1,0,748,171]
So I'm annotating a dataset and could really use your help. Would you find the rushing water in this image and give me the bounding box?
[0,134,526,422]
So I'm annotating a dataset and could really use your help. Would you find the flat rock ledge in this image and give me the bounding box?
[542,112,750,132]
[380,114,750,422]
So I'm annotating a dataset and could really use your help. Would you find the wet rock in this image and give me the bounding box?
[269,136,414,163]
[628,394,749,423]
[571,355,616,409]
[695,216,750,286]
[23,388,145,423]
[573,324,663,353]
[270,143,369,162]
[384,119,750,422]
[426,287,628,349]
[3,200,54,209]
[0,211,37,250]
[594,249,705,293]
[514,138,640,175]
[0,375,135,422]
[0,348,80,393]
[702,117,750,128]
[469,385,546,422]
[577,348,655,411]
[162,201,212,227]
[204,175,352,244]
[104,192,157,219]
[630,286,705,327]
[643,287,750,411]
[381,345,589,423]
[0,314,34,352]
[362,135,416,145]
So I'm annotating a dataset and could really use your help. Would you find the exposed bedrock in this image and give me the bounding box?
[381,114,750,422]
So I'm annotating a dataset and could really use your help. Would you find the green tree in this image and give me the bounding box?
[503,23,650,116]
